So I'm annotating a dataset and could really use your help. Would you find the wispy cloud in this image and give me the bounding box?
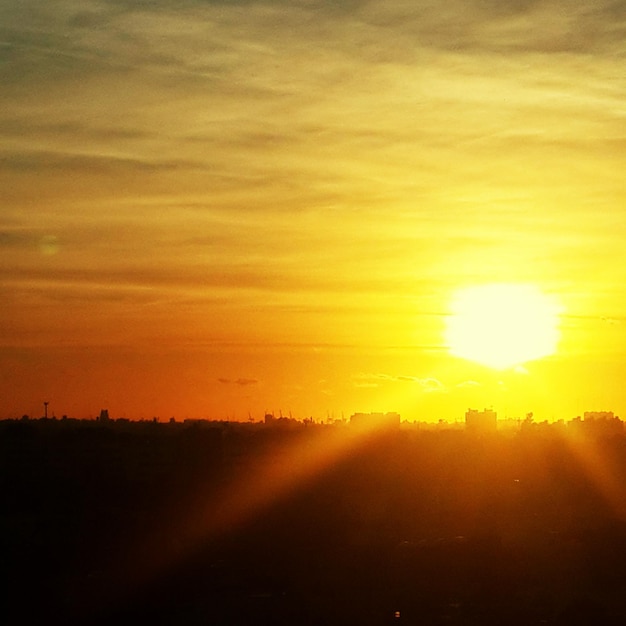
[218,378,258,386]
[456,380,481,389]
[353,373,446,392]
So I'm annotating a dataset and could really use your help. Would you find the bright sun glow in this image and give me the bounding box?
[445,283,561,370]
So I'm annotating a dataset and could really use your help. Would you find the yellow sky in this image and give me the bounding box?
[1,0,625,420]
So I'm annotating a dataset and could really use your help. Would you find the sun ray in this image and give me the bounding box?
[77,417,396,620]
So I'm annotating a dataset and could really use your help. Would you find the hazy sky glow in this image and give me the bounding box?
[1,0,625,420]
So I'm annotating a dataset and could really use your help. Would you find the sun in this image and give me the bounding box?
[445,283,561,370]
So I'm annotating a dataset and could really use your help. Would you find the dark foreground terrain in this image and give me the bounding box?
[2,416,626,625]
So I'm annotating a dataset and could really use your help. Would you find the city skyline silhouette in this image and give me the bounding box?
[3,412,626,624]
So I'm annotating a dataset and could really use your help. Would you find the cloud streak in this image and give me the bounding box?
[218,378,258,386]
[353,373,446,392]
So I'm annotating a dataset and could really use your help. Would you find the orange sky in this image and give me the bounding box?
[1,0,625,421]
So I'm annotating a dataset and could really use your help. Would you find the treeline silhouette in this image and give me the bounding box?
[2,417,626,625]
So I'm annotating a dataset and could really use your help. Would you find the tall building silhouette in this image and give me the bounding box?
[465,408,497,434]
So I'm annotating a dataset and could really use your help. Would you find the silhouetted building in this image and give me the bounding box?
[465,408,497,434]
[583,411,614,421]
[98,409,110,422]
[571,411,624,437]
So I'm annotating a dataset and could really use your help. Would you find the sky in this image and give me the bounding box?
[1,0,625,421]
